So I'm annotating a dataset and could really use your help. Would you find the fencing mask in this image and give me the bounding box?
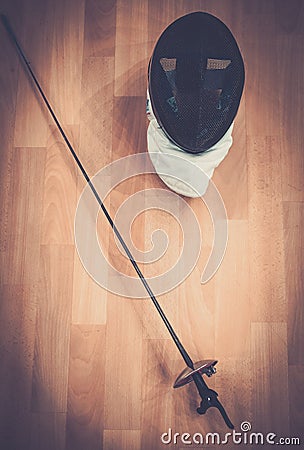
[148,11,245,154]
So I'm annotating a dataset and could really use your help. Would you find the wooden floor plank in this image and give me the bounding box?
[212,100,248,220]
[251,322,289,435]
[104,296,142,430]
[83,0,116,58]
[242,2,281,138]
[66,325,105,450]
[278,35,304,202]
[0,285,36,450]
[47,0,85,126]
[283,202,304,365]
[3,148,46,286]
[247,136,286,322]
[133,189,181,340]
[288,365,304,439]
[274,0,304,35]
[31,245,73,413]
[114,0,148,96]
[72,248,107,325]
[13,0,53,147]
[177,269,215,363]
[140,339,174,450]
[215,220,250,360]
[41,127,78,245]
[103,429,141,450]
[112,96,146,159]
[0,9,20,252]
[79,56,114,173]
[30,412,66,450]
[214,357,252,433]
[72,167,110,324]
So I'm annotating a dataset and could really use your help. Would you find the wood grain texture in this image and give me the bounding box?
[79,56,114,173]
[243,13,280,138]
[177,268,215,363]
[0,285,36,450]
[274,0,304,35]
[112,96,147,159]
[83,0,116,58]
[212,100,248,220]
[247,136,286,322]
[288,365,304,439]
[140,339,175,449]
[114,0,148,96]
[72,247,107,324]
[283,202,304,365]
[41,127,78,245]
[3,148,46,286]
[278,34,304,202]
[30,412,66,450]
[215,357,252,434]
[13,0,51,147]
[0,0,303,448]
[215,220,250,360]
[47,0,85,126]
[31,245,73,413]
[251,322,289,435]
[0,10,20,252]
[66,325,105,450]
[103,429,141,450]
[104,296,143,430]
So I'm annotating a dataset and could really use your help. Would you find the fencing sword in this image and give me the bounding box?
[1,14,234,429]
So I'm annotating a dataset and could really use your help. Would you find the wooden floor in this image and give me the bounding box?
[0,0,303,449]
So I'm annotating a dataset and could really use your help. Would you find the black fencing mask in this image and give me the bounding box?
[148,12,245,154]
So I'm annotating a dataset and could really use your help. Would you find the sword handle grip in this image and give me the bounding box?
[192,371,234,429]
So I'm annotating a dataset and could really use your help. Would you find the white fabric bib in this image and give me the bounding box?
[147,91,233,197]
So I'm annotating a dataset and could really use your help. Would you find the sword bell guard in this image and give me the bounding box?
[173,359,218,388]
